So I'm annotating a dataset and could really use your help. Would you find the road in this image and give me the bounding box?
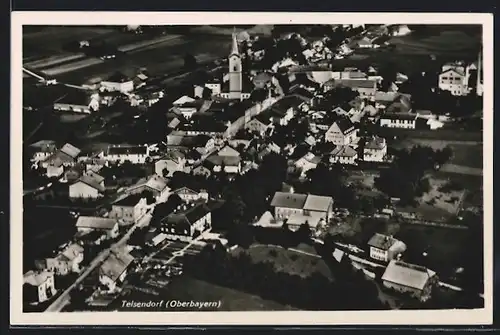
[45,210,153,312]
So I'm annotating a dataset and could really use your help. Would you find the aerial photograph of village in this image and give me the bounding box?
[21,23,484,313]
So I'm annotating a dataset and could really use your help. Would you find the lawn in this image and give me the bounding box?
[119,276,295,311]
[233,244,333,280]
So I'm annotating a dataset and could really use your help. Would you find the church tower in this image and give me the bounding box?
[228,31,243,99]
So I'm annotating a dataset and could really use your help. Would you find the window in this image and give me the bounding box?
[233,65,238,72]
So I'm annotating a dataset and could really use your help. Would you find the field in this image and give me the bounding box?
[36,33,233,85]
[119,276,294,311]
[233,244,333,280]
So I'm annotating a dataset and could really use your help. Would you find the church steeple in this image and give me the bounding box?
[230,28,240,57]
[228,28,242,99]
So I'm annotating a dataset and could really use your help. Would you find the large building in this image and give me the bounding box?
[218,32,252,101]
[270,192,334,230]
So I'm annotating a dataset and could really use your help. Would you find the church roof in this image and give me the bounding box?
[230,32,240,57]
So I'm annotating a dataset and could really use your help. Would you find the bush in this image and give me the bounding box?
[268,249,278,257]
[290,254,299,261]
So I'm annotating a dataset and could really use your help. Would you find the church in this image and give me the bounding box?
[195,32,253,101]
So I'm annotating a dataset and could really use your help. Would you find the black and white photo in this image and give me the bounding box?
[11,12,493,326]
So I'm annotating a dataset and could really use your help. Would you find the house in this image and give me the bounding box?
[382,260,438,302]
[29,140,58,163]
[217,145,240,157]
[172,95,196,106]
[323,79,378,99]
[104,144,149,164]
[192,165,211,177]
[438,66,470,96]
[154,151,186,177]
[99,250,135,292]
[355,37,374,49]
[204,155,242,174]
[380,113,418,129]
[294,152,321,177]
[332,106,349,116]
[270,191,333,223]
[368,233,407,262]
[245,114,272,135]
[75,216,119,239]
[170,100,206,120]
[100,72,134,93]
[53,89,100,114]
[126,174,169,201]
[45,243,84,276]
[110,194,148,226]
[363,136,387,162]
[161,202,212,241]
[329,145,358,165]
[172,186,209,203]
[23,270,57,303]
[69,173,105,199]
[325,117,358,145]
[41,143,81,178]
[253,72,273,89]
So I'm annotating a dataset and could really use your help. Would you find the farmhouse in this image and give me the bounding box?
[204,154,242,174]
[382,260,438,302]
[380,112,418,129]
[29,140,58,163]
[104,144,150,164]
[53,89,100,114]
[363,136,387,162]
[325,117,358,145]
[323,78,377,99]
[294,152,321,177]
[160,202,212,242]
[75,216,119,239]
[270,192,333,224]
[172,186,209,203]
[44,243,84,276]
[110,194,148,226]
[23,270,57,304]
[100,72,134,93]
[99,250,135,292]
[41,143,81,178]
[329,145,358,165]
[69,172,105,199]
[154,151,186,177]
[126,174,170,201]
[367,233,407,262]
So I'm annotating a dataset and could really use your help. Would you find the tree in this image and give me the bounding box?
[227,223,254,249]
[296,221,312,242]
[250,88,268,102]
[202,87,213,100]
[183,53,198,71]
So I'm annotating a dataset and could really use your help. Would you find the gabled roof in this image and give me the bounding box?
[364,136,386,150]
[113,193,145,207]
[217,145,240,157]
[73,174,105,192]
[130,174,168,193]
[105,72,132,83]
[158,150,185,164]
[173,95,196,106]
[298,152,321,164]
[328,79,377,90]
[382,260,435,291]
[162,202,211,230]
[100,251,134,282]
[24,270,53,286]
[60,143,81,159]
[329,116,355,135]
[60,243,84,261]
[205,154,241,167]
[270,192,308,209]
[303,195,333,212]
[330,145,358,157]
[381,112,417,121]
[76,216,117,230]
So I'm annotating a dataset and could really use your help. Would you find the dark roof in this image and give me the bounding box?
[381,112,418,121]
[270,192,308,209]
[254,112,273,125]
[332,116,355,134]
[113,193,145,207]
[107,145,148,156]
[74,174,105,192]
[55,88,94,106]
[288,86,315,101]
[271,96,304,115]
[105,72,132,83]
[205,155,241,167]
[327,79,377,90]
[162,203,211,230]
